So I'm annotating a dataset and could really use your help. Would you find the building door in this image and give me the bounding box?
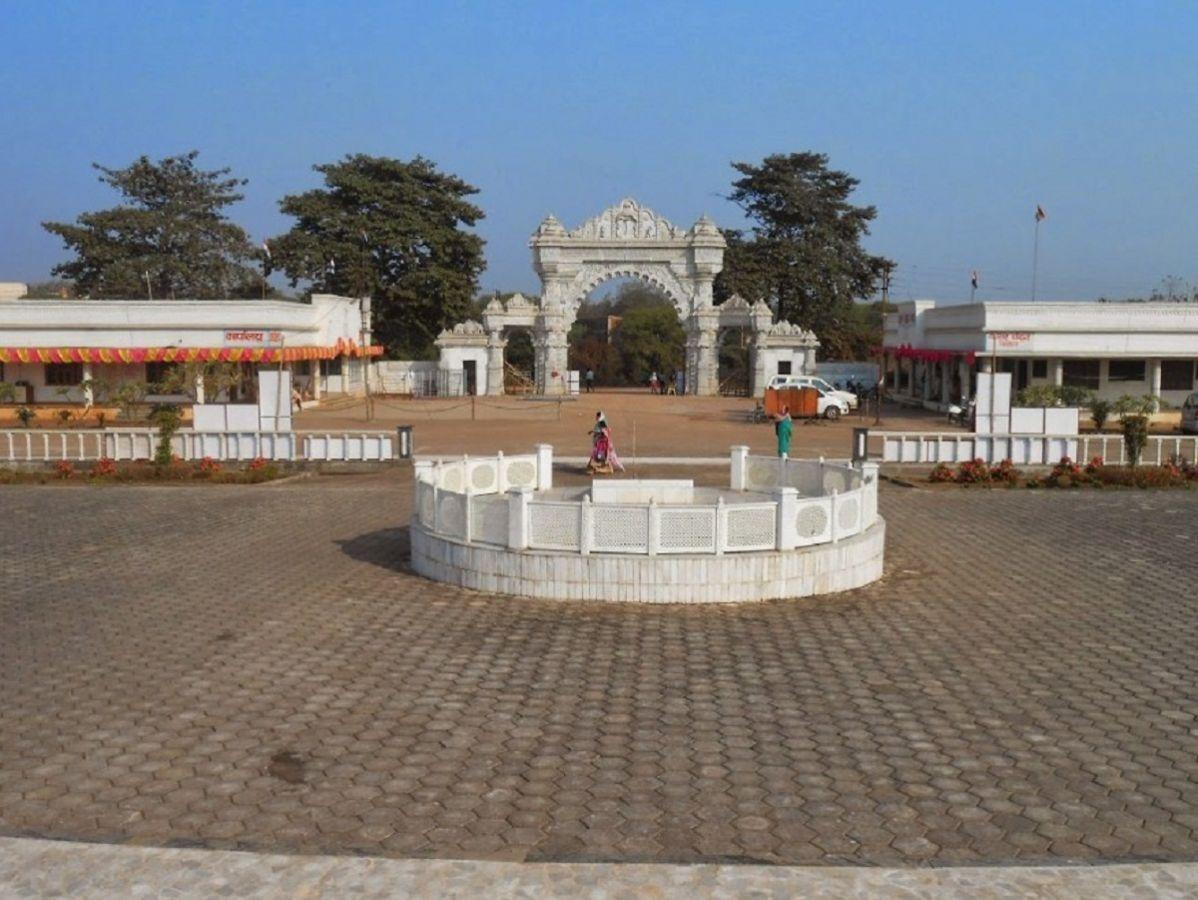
[463,360,477,396]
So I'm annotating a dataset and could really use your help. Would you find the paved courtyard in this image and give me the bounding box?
[2,474,1198,867]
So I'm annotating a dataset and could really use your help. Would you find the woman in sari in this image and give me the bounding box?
[587,411,625,474]
[773,404,793,457]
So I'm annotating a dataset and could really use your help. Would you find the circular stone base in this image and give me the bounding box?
[410,518,885,604]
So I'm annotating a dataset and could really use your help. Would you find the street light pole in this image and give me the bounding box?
[874,268,890,426]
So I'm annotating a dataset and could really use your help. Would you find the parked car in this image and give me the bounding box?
[814,387,850,420]
[1182,392,1198,434]
[766,374,859,410]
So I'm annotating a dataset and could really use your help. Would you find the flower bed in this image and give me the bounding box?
[927,456,1198,490]
[0,456,284,485]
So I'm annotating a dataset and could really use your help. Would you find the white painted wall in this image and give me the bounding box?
[438,346,489,396]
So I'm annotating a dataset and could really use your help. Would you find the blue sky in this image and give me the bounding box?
[2,1,1196,302]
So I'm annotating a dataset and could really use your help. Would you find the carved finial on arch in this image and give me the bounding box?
[535,214,566,237]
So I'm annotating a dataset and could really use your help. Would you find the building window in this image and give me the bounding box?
[45,362,83,386]
[321,357,343,376]
[777,360,792,376]
[1032,359,1048,379]
[1107,359,1146,382]
[1062,359,1100,391]
[146,361,181,390]
[1162,360,1195,391]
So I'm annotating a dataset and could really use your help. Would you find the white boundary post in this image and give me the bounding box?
[774,487,798,551]
[580,495,592,555]
[535,444,554,490]
[730,445,749,491]
[507,486,531,549]
[714,497,726,555]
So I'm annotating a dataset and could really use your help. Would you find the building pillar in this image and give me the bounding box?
[959,357,972,403]
[486,330,506,396]
[1149,358,1162,399]
[1052,358,1064,387]
[940,360,951,407]
[194,372,206,405]
[81,362,94,406]
[922,362,933,405]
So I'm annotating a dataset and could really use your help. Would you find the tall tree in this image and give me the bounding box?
[714,152,894,351]
[43,151,260,299]
[269,155,485,358]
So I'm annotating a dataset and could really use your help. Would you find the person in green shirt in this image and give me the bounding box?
[774,404,793,457]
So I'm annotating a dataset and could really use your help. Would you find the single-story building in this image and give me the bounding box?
[883,299,1198,409]
[0,288,379,405]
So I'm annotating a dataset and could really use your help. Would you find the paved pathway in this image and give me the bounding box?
[2,474,1198,867]
[2,836,1197,898]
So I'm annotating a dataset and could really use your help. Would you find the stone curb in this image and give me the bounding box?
[1,837,1196,899]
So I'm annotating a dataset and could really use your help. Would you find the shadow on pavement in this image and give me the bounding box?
[336,526,411,574]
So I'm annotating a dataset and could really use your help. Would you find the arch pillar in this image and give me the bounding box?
[687,308,720,396]
[485,329,506,396]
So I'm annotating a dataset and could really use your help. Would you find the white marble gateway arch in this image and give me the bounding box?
[462,198,818,396]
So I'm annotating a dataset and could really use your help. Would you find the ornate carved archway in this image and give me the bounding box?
[527,199,726,394]
[465,198,818,396]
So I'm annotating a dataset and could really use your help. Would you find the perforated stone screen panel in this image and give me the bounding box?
[591,506,649,553]
[469,461,497,492]
[837,496,861,533]
[658,508,717,553]
[505,459,536,488]
[528,503,581,550]
[795,501,830,543]
[725,505,776,550]
[470,494,509,545]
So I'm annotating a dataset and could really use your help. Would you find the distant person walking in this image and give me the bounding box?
[585,368,595,393]
[773,404,793,457]
[648,371,659,394]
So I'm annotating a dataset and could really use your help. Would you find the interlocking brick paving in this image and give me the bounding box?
[2,475,1197,866]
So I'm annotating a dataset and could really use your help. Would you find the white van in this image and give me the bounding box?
[766,374,859,410]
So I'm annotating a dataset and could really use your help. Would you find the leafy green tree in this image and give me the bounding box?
[269,155,485,358]
[613,304,685,385]
[714,152,894,351]
[43,152,261,298]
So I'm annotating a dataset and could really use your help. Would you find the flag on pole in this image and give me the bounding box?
[262,240,272,259]
[971,270,979,290]
[1035,205,1047,222]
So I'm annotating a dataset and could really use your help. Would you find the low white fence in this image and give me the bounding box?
[0,429,395,463]
[414,445,880,556]
[872,431,1198,466]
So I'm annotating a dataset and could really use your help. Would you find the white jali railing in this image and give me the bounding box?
[0,428,395,463]
[871,431,1198,466]
[414,445,880,557]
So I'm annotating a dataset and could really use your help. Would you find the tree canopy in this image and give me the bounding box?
[567,281,685,384]
[714,152,894,355]
[42,151,261,299]
[268,154,485,358]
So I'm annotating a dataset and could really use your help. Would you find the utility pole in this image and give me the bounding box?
[874,267,890,426]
